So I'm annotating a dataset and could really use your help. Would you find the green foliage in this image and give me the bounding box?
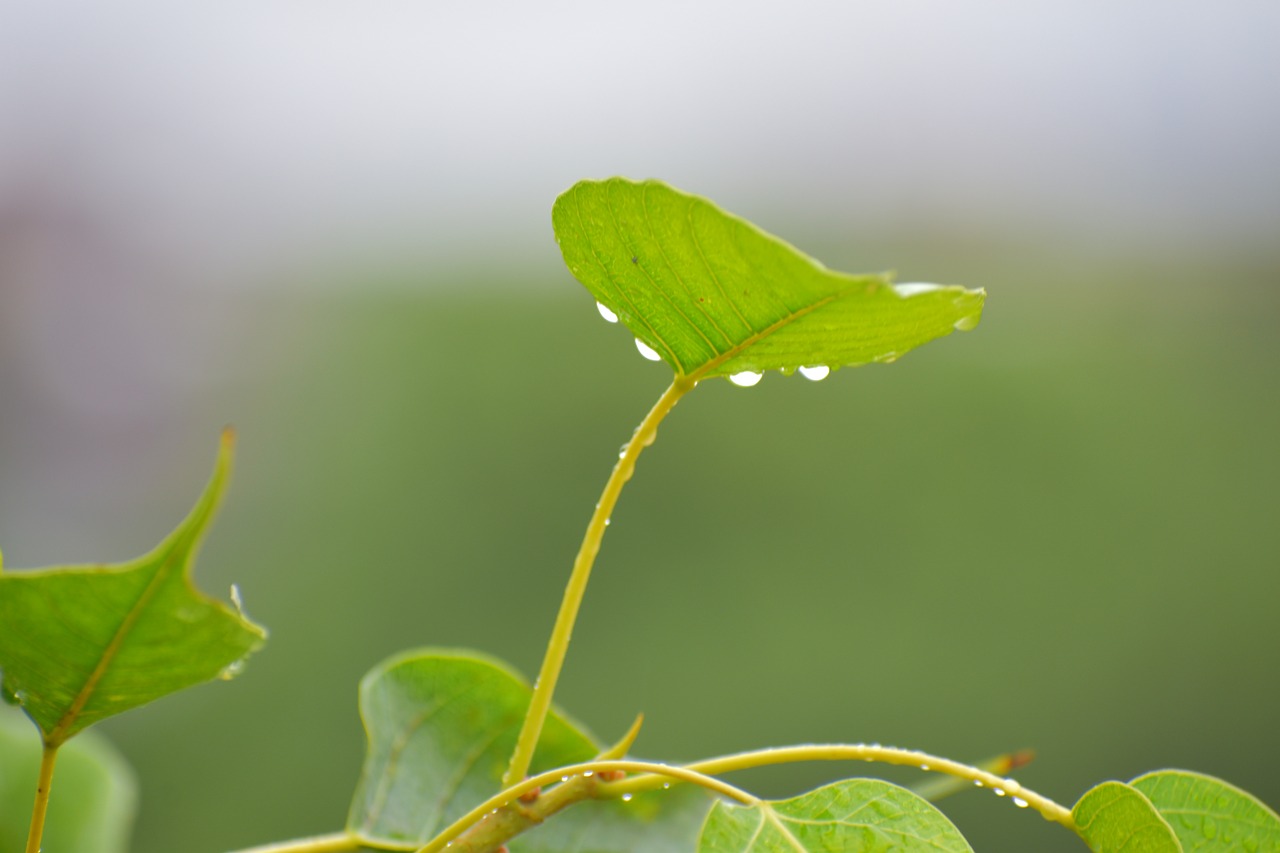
[1073,781,1181,852]
[697,778,973,852]
[0,432,265,747]
[347,650,709,851]
[1131,770,1280,852]
[552,177,984,381]
[0,707,135,852]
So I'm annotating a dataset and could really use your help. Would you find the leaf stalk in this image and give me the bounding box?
[24,743,59,853]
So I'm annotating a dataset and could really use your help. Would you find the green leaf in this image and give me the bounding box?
[0,431,266,746]
[1131,769,1280,852]
[0,705,136,852]
[1073,780,1183,852]
[347,649,710,851]
[553,178,985,382]
[697,778,973,852]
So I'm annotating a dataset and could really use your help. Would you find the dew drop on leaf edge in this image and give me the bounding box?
[634,338,662,361]
[798,365,830,381]
[729,371,763,387]
[596,301,619,323]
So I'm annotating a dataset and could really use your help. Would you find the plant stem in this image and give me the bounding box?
[421,757,753,853]
[599,743,1076,829]
[227,831,359,853]
[25,743,58,853]
[502,378,693,789]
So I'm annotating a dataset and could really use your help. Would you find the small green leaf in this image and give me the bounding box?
[347,649,710,851]
[0,432,266,746]
[0,705,136,852]
[697,778,973,852]
[1073,780,1183,852]
[553,178,985,381]
[1131,769,1280,852]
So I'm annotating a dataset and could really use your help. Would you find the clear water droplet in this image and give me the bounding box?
[892,282,944,297]
[798,365,830,381]
[596,301,619,323]
[604,518,611,526]
[729,371,762,387]
[561,776,570,783]
[621,793,633,802]
[583,770,594,777]
[993,788,1006,797]
[919,764,930,771]
[662,782,671,789]
[973,780,984,787]
[1012,797,1029,808]
[219,659,245,681]
[229,584,244,613]
[953,314,980,331]
[634,338,662,361]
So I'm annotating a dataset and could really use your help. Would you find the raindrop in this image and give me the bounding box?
[621,793,634,802]
[634,338,662,361]
[662,782,671,789]
[973,780,984,787]
[583,771,594,777]
[597,302,619,323]
[1012,797,1029,808]
[798,365,830,381]
[953,314,980,331]
[561,776,570,783]
[219,660,245,681]
[919,764,930,772]
[729,371,762,387]
[993,788,1006,797]
[604,518,612,526]
[892,282,943,297]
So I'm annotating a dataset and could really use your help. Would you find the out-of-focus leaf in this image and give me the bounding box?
[0,431,266,745]
[1131,769,1280,852]
[347,649,709,851]
[697,777,973,852]
[0,705,136,852]
[1072,780,1182,852]
[553,178,984,382]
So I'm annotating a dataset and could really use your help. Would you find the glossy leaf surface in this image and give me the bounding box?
[347,650,709,851]
[553,178,985,381]
[697,778,973,852]
[1073,780,1182,852]
[0,432,266,745]
[1132,770,1280,852]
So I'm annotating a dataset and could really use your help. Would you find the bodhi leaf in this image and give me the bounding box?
[553,178,985,382]
[0,431,266,746]
[1131,770,1280,852]
[347,649,710,851]
[697,778,973,852]
[0,705,136,852]
[1073,780,1182,852]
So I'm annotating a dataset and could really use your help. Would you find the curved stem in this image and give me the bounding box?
[599,744,1076,829]
[502,379,693,788]
[226,832,359,853]
[25,743,58,853]
[420,757,753,853]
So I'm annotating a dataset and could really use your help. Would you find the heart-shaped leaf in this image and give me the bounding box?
[347,649,710,851]
[1072,780,1182,852]
[0,431,266,746]
[553,178,984,382]
[1131,770,1280,852]
[697,777,973,852]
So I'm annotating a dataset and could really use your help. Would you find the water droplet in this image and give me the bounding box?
[229,584,244,613]
[892,282,944,297]
[561,776,570,783]
[919,764,930,771]
[621,793,634,802]
[729,371,762,387]
[953,314,980,331]
[662,782,671,789]
[597,301,619,323]
[993,788,1006,797]
[1012,797,1029,808]
[634,338,662,361]
[973,780,984,787]
[798,365,830,381]
[219,660,245,681]
[583,770,594,777]
[877,351,900,364]
[604,518,611,526]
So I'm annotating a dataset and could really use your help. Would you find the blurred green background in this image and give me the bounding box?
[2,4,1278,852]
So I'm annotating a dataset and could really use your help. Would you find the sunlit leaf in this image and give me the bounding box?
[0,705,136,852]
[697,777,973,852]
[347,649,709,851]
[1072,780,1182,852]
[0,432,266,746]
[553,178,984,382]
[1131,769,1280,852]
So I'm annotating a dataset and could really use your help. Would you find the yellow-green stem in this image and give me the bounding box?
[599,743,1076,829]
[227,832,359,853]
[502,379,692,789]
[25,743,58,853]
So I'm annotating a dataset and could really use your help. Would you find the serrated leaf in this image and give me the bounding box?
[553,178,985,382]
[1073,780,1183,852]
[697,778,973,852]
[0,705,136,852]
[0,432,266,746]
[1131,769,1280,852]
[347,649,710,851]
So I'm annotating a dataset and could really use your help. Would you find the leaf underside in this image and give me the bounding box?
[1072,780,1182,852]
[0,432,266,745]
[553,178,985,381]
[1131,770,1280,852]
[698,778,973,852]
[347,650,710,851]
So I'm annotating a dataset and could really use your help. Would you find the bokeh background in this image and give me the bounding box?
[2,3,1278,851]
